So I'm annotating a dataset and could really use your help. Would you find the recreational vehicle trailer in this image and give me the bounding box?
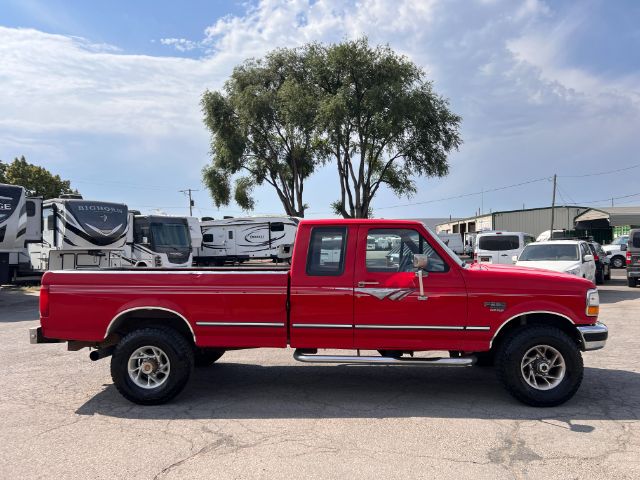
[194,216,299,266]
[0,184,42,282]
[121,214,201,268]
[28,195,128,271]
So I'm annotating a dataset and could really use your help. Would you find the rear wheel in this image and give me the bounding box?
[111,327,194,405]
[496,325,583,407]
[629,277,638,288]
[604,265,611,281]
[194,349,225,367]
[611,256,625,269]
[595,268,604,285]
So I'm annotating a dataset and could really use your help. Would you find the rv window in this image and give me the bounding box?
[46,215,55,230]
[270,222,285,232]
[26,201,36,217]
[203,233,214,243]
[306,227,347,276]
[633,232,640,248]
[228,231,233,240]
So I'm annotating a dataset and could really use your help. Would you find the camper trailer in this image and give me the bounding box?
[120,214,201,268]
[194,216,299,266]
[0,184,43,282]
[28,195,128,271]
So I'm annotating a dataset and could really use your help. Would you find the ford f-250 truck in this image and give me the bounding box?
[31,219,608,407]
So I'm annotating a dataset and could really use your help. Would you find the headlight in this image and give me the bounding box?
[565,266,581,276]
[586,288,599,316]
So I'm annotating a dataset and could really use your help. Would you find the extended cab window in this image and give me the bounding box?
[366,229,447,273]
[306,227,347,276]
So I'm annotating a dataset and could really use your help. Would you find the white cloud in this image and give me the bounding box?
[159,37,199,52]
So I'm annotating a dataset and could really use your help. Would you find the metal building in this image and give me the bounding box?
[436,206,591,238]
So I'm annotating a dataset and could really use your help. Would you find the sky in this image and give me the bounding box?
[1,0,639,220]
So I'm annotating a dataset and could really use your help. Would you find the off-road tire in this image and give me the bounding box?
[111,327,194,405]
[194,349,225,367]
[496,325,583,407]
[629,278,638,288]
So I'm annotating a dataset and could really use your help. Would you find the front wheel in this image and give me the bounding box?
[111,328,194,405]
[496,325,583,407]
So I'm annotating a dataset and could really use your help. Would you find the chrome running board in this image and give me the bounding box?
[293,350,476,367]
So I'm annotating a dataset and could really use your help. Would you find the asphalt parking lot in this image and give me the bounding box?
[1,272,639,480]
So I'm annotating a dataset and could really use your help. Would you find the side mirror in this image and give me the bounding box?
[413,254,429,271]
[621,244,627,251]
[583,254,594,263]
[512,255,518,263]
[142,236,149,245]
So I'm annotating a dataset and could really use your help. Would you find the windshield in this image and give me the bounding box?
[150,222,190,251]
[423,224,464,267]
[519,244,579,261]
[611,236,628,245]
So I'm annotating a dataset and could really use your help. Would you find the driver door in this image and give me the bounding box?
[353,226,467,351]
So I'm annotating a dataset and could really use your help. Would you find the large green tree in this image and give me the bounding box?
[0,156,76,199]
[309,38,462,218]
[201,48,324,217]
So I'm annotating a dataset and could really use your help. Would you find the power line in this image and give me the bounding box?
[558,163,640,179]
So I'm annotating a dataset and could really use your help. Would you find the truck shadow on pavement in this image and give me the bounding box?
[76,364,639,424]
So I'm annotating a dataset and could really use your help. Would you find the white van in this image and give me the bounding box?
[437,233,464,255]
[474,231,536,264]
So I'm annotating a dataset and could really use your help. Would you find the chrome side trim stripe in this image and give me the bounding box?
[196,321,285,327]
[355,324,465,330]
[291,323,352,329]
[466,326,491,331]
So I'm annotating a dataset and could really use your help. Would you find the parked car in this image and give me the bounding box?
[31,219,607,408]
[587,241,611,285]
[475,231,536,264]
[515,240,597,283]
[603,235,629,269]
[627,228,640,287]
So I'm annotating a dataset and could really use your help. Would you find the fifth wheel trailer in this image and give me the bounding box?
[194,216,299,266]
[0,184,43,283]
[28,195,129,271]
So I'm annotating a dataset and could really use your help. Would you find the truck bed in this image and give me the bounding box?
[41,267,290,348]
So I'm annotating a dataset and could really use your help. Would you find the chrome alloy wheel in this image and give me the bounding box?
[128,346,171,389]
[520,345,566,390]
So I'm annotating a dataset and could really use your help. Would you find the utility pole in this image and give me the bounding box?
[179,189,198,216]
[549,174,557,236]
[611,197,614,207]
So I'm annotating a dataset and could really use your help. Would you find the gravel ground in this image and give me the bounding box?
[1,271,638,479]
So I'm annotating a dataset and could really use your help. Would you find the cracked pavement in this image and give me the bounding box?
[1,272,639,479]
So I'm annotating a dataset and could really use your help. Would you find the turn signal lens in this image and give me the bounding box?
[586,288,599,317]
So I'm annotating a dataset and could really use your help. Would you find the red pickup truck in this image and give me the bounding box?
[31,219,607,407]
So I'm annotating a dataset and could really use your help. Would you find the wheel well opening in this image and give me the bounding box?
[491,313,581,351]
[108,309,195,346]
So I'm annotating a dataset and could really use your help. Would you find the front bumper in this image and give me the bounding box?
[628,268,640,278]
[29,326,63,345]
[577,322,608,351]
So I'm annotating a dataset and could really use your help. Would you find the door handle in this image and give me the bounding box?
[358,281,379,287]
